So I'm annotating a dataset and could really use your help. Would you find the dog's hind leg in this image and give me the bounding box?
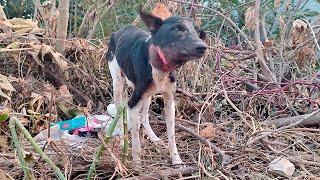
[142,96,162,143]
[163,91,182,165]
[108,58,125,137]
[128,100,144,168]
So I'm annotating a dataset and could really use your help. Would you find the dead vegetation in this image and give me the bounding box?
[1,1,320,179]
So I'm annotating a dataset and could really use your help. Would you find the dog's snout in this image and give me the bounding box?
[196,44,207,54]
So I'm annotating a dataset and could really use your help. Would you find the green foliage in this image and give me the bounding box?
[0,0,35,19]
[99,0,146,37]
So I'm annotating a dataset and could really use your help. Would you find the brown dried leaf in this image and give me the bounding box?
[7,18,38,31]
[274,0,282,8]
[0,74,15,92]
[263,40,275,49]
[292,19,308,34]
[200,124,216,139]
[152,3,173,20]
[29,93,44,112]
[244,7,255,30]
[58,85,73,103]
[41,44,69,71]
[0,135,8,152]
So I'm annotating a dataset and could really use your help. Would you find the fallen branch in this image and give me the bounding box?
[119,166,198,180]
[264,111,320,127]
[247,110,320,145]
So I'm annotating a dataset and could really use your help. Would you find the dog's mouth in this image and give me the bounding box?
[150,45,205,72]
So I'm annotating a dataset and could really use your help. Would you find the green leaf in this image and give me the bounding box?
[0,109,9,122]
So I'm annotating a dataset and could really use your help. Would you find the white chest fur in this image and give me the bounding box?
[151,68,175,94]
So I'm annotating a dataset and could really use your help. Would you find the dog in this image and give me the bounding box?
[106,8,207,167]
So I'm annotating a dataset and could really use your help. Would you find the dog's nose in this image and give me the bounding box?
[196,44,207,54]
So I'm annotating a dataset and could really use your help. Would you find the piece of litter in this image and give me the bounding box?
[107,104,116,117]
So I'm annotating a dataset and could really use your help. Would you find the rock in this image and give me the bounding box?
[199,124,216,139]
[268,157,295,177]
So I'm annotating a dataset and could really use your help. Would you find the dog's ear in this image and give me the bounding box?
[199,30,206,40]
[139,7,163,34]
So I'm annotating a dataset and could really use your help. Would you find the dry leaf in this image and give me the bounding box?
[41,44,69,71]
[200,124,216,139]
[7,18,38,31]
[0,136,8,152]
[29,93,44,113]
[58,85,73,103]
[263,40,275,48]
[244,7,255,30]
[274,0,282,8]
[152,3,172,20]
[0,74,15,92]
[292,19,307,34]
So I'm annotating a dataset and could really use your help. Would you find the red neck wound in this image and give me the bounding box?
[151,46,170,72]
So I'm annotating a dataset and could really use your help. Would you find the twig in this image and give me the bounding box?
[48,90,54,139]
[302,18,320,52]
[87,1,117,39]
[87,104,126,180]
[9,117,65,180]
[253,0,276,82]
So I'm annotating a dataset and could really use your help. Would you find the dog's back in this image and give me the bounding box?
[106,25,150,60]
[106,25,152,84]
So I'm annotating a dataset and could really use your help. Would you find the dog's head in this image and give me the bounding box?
[140,9,207,72]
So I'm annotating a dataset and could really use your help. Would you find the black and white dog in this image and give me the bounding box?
[106,8,207,167]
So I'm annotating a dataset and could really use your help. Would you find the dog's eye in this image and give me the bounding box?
[175,25,185,32]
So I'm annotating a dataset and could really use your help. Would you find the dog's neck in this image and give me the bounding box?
[148,42,172,73]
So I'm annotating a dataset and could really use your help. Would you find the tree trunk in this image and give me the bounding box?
[0,5,7,20]
[55,0,70,54]
[254,0,277,82]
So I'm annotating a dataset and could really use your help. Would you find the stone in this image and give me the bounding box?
[268,157,295,177]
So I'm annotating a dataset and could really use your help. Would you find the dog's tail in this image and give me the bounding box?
[105,32,116,61]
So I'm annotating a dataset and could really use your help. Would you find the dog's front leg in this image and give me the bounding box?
[163,91,182,165]
[142,96,162,143]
